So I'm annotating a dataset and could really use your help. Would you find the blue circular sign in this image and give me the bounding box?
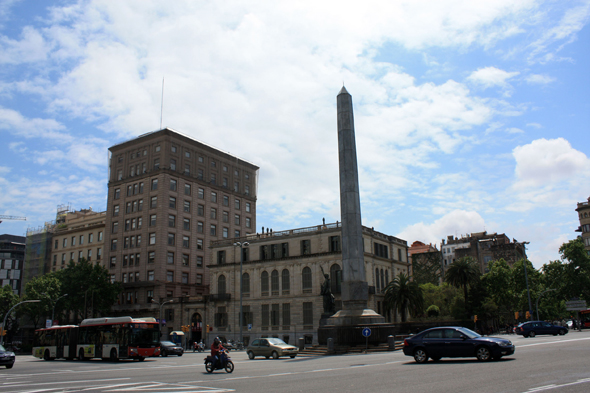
[362,328,371,337]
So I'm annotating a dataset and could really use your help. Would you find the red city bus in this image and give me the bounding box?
[580,309,590,328]
[33,317,160,361]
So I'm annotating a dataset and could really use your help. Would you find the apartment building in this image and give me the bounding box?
[0,234,26,295]
[104,128,258,340]
[50,206,106,271]
[575,195,590,255]
[207,222,409,345]
[408,240,442,285]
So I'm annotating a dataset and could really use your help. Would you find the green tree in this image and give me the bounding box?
[57,258,121,323]
[444,256,481,315]
[420,282,463,318]
[0,285,19,339]
[482,259,518,317]
[557,238,590,301]
[22,273,63,329]
[383,272,424,322]
[411,252,442,285]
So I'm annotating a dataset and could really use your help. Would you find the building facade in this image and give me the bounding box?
[0,234,26,295]
[575,196,590,255]
[408,240,442,285]
[50,206,106,271]
[104,128,258,343]
[441,232,528,275]
[208,222,409,345]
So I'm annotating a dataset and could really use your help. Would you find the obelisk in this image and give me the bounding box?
[328,86,384,326]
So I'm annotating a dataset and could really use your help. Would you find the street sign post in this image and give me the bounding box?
[565,300,587,311]
[362,328,371,352]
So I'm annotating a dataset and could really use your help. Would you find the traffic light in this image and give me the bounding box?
[0,328,6,336]
[515,312,519,320]
[206,324,209,332]
[526,311,531,320]
[474,315,478,322]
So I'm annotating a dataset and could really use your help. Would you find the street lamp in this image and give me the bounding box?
[234,241,249,345]
[536,288,557,321]
[152,298,174,339]
[1,300,41,346]
[42,293,68,326]
[515,241,533,320]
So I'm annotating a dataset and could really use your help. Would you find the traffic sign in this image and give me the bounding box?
[362,328,371,337]
[565,300,587,311]
[247,324,252,331]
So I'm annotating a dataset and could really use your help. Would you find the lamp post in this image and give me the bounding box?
[515,241,533,320]
[536,288,557,321]
[152,298,173,339]
[234,241,249,344]
[43,293,68,326]
[1,300,41,346]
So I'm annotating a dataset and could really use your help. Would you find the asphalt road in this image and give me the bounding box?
[1,330,589,393]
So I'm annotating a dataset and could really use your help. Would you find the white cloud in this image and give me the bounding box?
[525,74,556,84]
[506,127,524,134]
[466,66,520,89]
[0,26,50,64]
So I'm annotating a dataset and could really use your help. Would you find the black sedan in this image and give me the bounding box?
[0,345,15,369]
[159,341,184,357]
[515,321,568,337]
[403,326,515,363]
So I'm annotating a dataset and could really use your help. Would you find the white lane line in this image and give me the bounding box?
[517,337,590,348]
[523,378,590,392]
[2,377,130,388]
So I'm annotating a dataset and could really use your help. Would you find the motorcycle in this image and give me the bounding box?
[204,350,234,373]
[194,341,205,352]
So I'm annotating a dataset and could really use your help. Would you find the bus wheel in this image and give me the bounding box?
[138,357,145,362]
[44,349,52,361]
[110,348,118,362]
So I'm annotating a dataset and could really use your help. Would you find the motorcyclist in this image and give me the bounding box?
[211,337,225,367]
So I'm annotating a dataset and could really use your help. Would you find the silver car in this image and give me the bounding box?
[246,338,298,359]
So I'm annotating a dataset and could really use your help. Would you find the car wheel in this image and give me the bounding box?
[413,348,428,364]
[559,329,566,335]
[178,353,183,357]
[162,350,167,357]
[272,351,279,359]
[247,351,255,360]
[529,331,536,338]
[476,346,491,361]
[431,356,441,362]
[290,355,296,358]
[6,364,13,369]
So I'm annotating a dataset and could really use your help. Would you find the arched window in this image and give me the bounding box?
[242,272,250,295]
[261,271,269,294]
[385,270,389,287]
[218,275,226,294]
[282,269,290,294]
[375,268,380,292]
[271,270,280,294]
[330,264,342,294]
[381,269,385,291]
[302,267,312,291]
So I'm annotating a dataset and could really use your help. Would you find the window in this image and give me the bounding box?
[210,208,217,219]
[169,196,176,209]
[72,236,76,246]
[218,275,226,294]
[89,233,93,243]
[183,218,190,231]
[170,179,177,191]
[114,188,120,200]
[150,214,157,226]
[246,217,251,228]
[113,205,119,216]
[126,202,132,214]
[271,270,280,295]
[235,199,240,209]
[63,238,67,248]
[222,227,228,238]
[155,145,161,152]
[167,252,174,264]
[242,273,250,295]
[111,239,117,251]
[223,211,229,223]
[170,159,176,171]
[262,304,269,327]
[211,160,216,168]
[168,233,175,246]
[196,255,203,267]
[149,233,156,245]
[271,304,279,327]
[302,267,312,291]
[235,230,240,238]
[245,185,250,195]
[97,248,102,260]
[329,236,341,252]
[261,271,269,295]
[123,255,129,266]
[154,158,160,170]
[117,169,123,180]
[198,188,204,199]
[79,235,84,245]
[210,173,216,184]
[246,202,251,213]
[282,303,291,327]
[171,145,177,153]
[211,192,217,203]
[110,256,116,267]
[182,272,189,284]
[235,214,240,225]
[214,306,227,327]
[210,224,217,236]
[151,179,158,190]
[198,168,204,180]
[217,250,225,264]
[197,221,204,233]
[303,302,313,325]
[234,181,239,193]
[184,183,191,195]
[183,235,190,248]
[301,239,311,255]
[125,219,131,231]
[112,222,119,233]
[167,271,174,282]
[223,165,228,172]
[197,238,203,250]
[182,254,189,266]
[168,214,176,227]
[151,196,157,208]
[196,273,203,284]
[223,177,228,187]
[282,269,290,294]
[223,195,229,206]
[197,204,204,216]
[148,251,155,264]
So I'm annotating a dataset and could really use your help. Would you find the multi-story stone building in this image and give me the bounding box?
[24,224,55,289]
[208,222,409,345]
[50,206,106,271]
[441,231,528,274]
[0,234,26,295]
[105,128,258,343]
[575,196,590,255]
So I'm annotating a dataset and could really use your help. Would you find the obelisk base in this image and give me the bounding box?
[326,308,385,326]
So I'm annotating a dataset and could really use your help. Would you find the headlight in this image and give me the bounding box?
[498,341,512,347]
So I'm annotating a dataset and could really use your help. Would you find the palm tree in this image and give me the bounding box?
[444,256,481,314]
[383,272,424,322]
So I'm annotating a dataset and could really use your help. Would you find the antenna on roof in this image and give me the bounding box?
[160,77,165,130]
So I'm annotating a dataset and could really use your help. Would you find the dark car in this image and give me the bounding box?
[159,341,184,357]
[403,326,515,363]
[515,321,568,338]
[0,345,15,369]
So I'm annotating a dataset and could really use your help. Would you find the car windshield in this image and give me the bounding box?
[267,338,288,345]
[456,327,481,339]
[160,341,175,346]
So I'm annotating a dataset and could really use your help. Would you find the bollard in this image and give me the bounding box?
[387,335,396,351]
[298,337,305,351]
[327,337,334,352]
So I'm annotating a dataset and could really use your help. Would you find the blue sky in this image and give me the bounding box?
[1,0,589,269]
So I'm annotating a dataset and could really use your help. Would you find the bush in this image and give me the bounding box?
[426,305,440,317]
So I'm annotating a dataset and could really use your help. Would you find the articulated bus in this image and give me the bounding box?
[33,317,160,361]
[581,309,590,328]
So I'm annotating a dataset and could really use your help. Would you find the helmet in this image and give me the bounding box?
[214,337,220,345]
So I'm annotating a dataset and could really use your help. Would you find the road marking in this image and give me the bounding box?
[523,378,590,392]
[517,337,590,348]
[1,377,130,388]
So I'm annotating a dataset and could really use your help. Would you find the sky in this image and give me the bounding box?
[1,0,589,269]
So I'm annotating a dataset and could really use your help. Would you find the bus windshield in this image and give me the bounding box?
[129,326,159,347]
